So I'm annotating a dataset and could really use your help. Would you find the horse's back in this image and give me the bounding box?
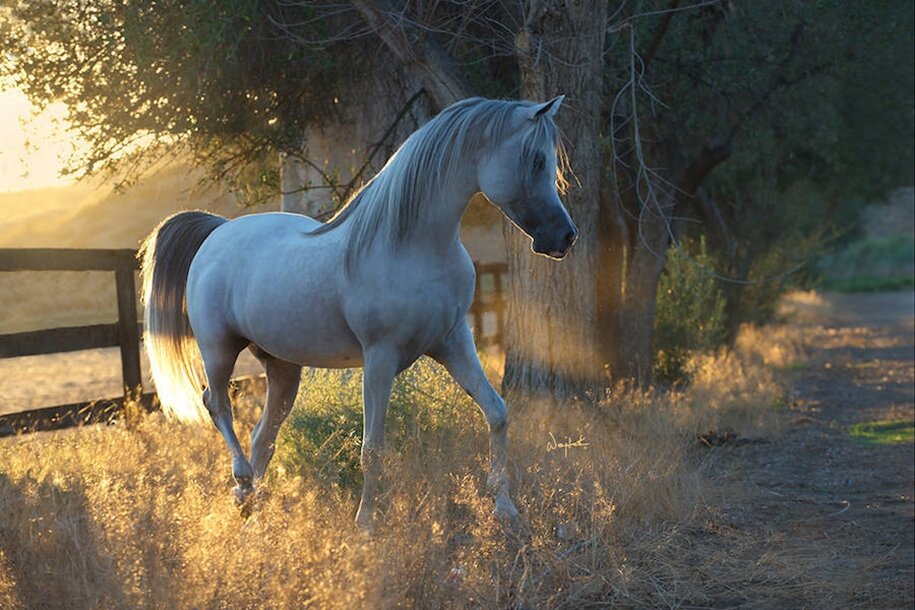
[218,211,323,238]
[189,212,334,289]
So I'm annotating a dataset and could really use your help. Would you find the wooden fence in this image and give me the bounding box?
[0,248,150,434]
[0,249,507,436]
[469,262,507,347]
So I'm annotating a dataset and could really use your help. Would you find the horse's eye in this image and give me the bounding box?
[532,153,545,173]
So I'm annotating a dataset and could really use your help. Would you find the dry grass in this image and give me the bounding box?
[0,325,805,609]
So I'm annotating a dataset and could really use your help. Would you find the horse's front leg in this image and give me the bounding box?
[429,323,520,526]
[355,346,398,531]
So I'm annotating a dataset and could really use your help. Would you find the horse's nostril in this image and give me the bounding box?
[562,227,578,247]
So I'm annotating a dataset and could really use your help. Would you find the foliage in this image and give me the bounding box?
[818,234,915,292]
[638,0,914,201]
[274,360,481,492]
[821,275,915,294]
[849,419,915,445]
[618,0,914,341]
[729,224,825,328]
[653,238,728,383]
[0,0,519,199]
[0,0,356,196]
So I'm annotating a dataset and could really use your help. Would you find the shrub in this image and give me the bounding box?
[654,238,728,384]
[818,234,915,292]
[274,360,482,492]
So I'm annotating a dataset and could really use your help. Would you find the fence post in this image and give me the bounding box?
[471,264,483,343]
[115,264,142,394]
[493,268,505,348]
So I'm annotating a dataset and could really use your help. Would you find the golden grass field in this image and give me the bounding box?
[0,326,795,609]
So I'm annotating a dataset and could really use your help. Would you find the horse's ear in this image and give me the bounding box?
[529,95,565,120]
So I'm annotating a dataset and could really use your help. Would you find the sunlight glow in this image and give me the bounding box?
[0,89,87,193]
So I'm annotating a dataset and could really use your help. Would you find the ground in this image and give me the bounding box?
[717,291,914,607]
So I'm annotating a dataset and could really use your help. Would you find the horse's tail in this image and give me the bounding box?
[139,211,228,423]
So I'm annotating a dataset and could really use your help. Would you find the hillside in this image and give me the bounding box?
[0,166,275,333]
[0,165,274,249]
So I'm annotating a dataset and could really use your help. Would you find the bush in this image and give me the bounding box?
[274,360,482,492]
[818,234,915,292]
[654,239,728,384]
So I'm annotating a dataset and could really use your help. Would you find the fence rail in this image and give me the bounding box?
[0,247,138,272]
[1,323,128,358]
[0,249,507,436]
[0,248,146,435]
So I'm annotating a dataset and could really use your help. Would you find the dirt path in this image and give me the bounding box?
[721,291,914,608]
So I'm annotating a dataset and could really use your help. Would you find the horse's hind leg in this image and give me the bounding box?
[250,350,302,479]
[200,340,254,504]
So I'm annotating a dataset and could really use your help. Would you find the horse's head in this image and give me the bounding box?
[477,96,578,259]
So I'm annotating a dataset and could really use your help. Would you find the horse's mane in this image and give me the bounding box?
[308,97,563,271]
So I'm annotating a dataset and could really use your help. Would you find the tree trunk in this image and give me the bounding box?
[502,0,608,406]
[616,211,668,384]
[595,185,626,381]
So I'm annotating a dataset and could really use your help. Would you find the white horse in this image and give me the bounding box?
[139,96,577,529]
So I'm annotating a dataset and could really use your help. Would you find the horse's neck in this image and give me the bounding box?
[409,167,478,254]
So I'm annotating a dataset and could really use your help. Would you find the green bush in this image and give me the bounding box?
[654,239,729,384]
[818,234,915,292]
[273,359,481,493]
[734,234,819,327]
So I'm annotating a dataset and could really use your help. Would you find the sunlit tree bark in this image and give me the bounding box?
[501,0,608,405]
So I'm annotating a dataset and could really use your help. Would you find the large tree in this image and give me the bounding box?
[3,0,912,397]
[501,0,607,402]
[593,0,915,381]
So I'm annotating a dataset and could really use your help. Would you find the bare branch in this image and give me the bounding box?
[350,0,476,108]
[608,0,722,33]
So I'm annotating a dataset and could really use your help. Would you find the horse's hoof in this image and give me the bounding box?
[355,514,374,534]
[233,483,254,507]
[494,508,521,529]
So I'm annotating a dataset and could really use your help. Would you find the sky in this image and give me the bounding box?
[0,88,81,193]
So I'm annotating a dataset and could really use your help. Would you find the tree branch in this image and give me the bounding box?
[641,0,681,70]
[351,0,476,109]
[679,23,808,195]
[693,188,735,254]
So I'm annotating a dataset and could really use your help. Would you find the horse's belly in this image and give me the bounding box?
[191,216,363,368]
[252,321,364,369]
[238,289,364,368]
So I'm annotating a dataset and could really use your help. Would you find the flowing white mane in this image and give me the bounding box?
[309,97,562,270]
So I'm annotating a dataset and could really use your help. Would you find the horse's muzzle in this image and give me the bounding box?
[533,224,578,260]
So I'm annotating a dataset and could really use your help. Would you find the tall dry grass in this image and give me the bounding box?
[0,324,803,609]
